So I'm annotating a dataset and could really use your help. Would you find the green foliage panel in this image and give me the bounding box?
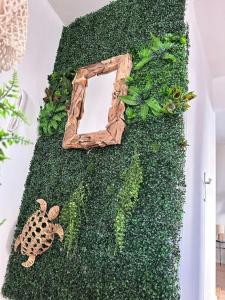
[2,0,187,299]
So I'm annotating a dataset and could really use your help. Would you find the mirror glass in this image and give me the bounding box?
[77,70,117,134]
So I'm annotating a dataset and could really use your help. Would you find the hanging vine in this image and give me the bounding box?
[60,183,88,255]
[115,153,144,252]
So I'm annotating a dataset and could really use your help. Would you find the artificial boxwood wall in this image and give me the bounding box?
[3,0,188,299]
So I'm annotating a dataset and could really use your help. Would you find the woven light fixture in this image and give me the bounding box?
[0,0,28,72]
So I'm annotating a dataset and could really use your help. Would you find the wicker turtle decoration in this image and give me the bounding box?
[14,199,64,268]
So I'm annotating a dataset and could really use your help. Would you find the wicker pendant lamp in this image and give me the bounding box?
[0,0,28,72]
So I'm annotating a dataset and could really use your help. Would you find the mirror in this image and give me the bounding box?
[77,70,117,134]
[63,53,132,150]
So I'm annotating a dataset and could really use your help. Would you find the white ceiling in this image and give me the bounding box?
[48,0,113,26]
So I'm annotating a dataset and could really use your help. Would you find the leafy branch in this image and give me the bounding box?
[60,183,88,255]
[0,72,30,162]
[115,153,143,252]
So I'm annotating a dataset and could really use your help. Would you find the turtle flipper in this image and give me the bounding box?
[22,255,35,268]
[48,206,60,221]
[52,224,64,242]
[37,199,47,215]
[14,235,21,252]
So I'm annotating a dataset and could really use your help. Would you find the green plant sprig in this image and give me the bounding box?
[60,183,88,255]
[115,153,143,252]
[0,72,30,162]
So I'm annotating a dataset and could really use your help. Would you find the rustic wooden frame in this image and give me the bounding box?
[62,53,132,149]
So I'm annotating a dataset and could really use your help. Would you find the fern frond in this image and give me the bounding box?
[60,183,87,255]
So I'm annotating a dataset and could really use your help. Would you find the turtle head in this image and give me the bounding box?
[37,199,47,215]
[48,206,60,221]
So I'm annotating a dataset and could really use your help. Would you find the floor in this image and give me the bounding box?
[216,264,225,300]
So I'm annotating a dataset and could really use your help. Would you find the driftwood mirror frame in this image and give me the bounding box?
[63,53,132,150]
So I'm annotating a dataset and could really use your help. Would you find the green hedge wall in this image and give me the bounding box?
[2,0,188,299]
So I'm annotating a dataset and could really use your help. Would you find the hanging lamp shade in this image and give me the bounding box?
[0,0,28,72]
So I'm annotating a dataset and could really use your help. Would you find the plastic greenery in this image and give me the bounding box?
[39,68,75,136]
[38,101,67,135]
[43,68,75,106]
[0,72,30,162]
[133,33,181,71]
[115,153,143,252]
[3,0,188,298]
[60,183,87,255]
[121,33,196,122]
[150,143,160,154]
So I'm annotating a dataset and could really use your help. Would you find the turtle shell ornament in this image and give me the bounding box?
[14,199,64,268]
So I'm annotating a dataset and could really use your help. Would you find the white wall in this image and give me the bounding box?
[216,144,225,265]
[216,144,225,225]
[180,1,216,300]
[0,1,62,298]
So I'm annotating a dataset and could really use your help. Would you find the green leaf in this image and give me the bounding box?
[162,101,176,114]
[125,76,134,84]
[140,104,149,121]
[129,86,141,96]
[180,35,187,45]
[51,120,58,130]
[145,74,152,90]
[134,57,151,70]
[125,107,136,120]
[138,47,152,59]
[146,98,162,111]
[146,98,163,116]
[163,53,177,63]
[120,96,138,106]
[151,33,163,51]
[162,41,173,50]
[183,91,196,101]
[55,105,66,112]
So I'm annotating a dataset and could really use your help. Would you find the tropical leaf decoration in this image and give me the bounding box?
[121,80,196,122]
[39,68,76,136]
[38,101,67,136]
[133,32,183,71]
[43,68,75,106]
[120,33,196,122]
[120,74,154,122]
[160,86,196,115]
